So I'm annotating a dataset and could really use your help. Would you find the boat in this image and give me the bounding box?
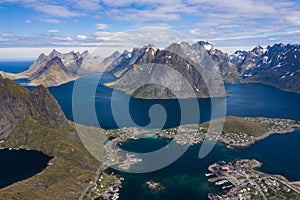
[215,180,228,185]
[222,185,233,189]
[205,173,214,177]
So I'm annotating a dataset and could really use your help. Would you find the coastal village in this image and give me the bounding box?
[81,166,123,200]
[159,117,300,148]
[206,159,300,200]
[81,116,300,199]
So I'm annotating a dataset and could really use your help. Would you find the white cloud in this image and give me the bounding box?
[122,9,181,21]
[38,18,61,24]
[2,33,14,37]
[72,0,101,10]
[94,0,300,40]
[1,0,82,17]
[286,30,300,35]
[1,0,300,49]
[134,23,172,30]
[76,35,87,40]
[92,31,118,41]
[189,29,201,35]
[35,5,80,17]
[25,19,32,23]
[53,36,73,41]
[96,23,108,30]
[47,29,60,33]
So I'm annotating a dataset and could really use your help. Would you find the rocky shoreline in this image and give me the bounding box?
[207,159,300,199]
[81,117,300,199]
[220,125,300,148]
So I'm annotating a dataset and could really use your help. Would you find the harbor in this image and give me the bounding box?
[206,159,300,199]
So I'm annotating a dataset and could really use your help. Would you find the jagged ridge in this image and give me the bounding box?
[0,75,67,140]
[230,43,300,93]
[106,42,235,98]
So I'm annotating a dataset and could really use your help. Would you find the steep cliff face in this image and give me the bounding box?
[191,41,239,80]
[230,43,300,93]
[106,42,234,98]
[0,75,67,140]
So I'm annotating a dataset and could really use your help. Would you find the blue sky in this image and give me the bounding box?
[1,0,300,59]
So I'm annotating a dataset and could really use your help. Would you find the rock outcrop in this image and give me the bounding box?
[0,75,67,139]
[230,43,300,93]
[106,42,235,98]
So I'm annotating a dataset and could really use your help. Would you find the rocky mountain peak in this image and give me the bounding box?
[81,50,90,58]
[251,45,265,55]
[194,41,214,51]
[49,49,62,59]
[228,43,300,93]
[230,50,248,73]
[102,51,122,68]
[106,41,238,98]
[0,77,68,139]
[37,53,47,62]
[17,49,107,86]
[144,43,157,50]
[111,50,121,57]
[31,85,67,128]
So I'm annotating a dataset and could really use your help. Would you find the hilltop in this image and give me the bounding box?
[0,75,105,199]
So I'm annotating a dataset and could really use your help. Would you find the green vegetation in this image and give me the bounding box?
[0,117,101,200]
[202,116,271,137]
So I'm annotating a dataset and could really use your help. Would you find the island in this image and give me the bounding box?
[206,159,300,199]
[145,180,166,191]
[101,116,300,155]
[159,116,300,148]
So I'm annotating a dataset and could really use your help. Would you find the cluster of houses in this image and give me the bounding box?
[207,159,296,200]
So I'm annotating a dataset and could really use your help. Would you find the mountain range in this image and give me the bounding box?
[230,43,300,93]
[105,42,233,98]
[1,41,299,96]
[106,41,300,98]
[0,49,104,87]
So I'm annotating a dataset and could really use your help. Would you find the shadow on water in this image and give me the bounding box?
[0,149,51,189]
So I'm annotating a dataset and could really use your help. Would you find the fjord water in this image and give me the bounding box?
[2,62,300,198]
[46,74,300,199]
[0,61,32,73]
[0,61,32,85]
[47,74,300,129]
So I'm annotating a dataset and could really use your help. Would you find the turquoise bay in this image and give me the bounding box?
[108,130,300,200]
